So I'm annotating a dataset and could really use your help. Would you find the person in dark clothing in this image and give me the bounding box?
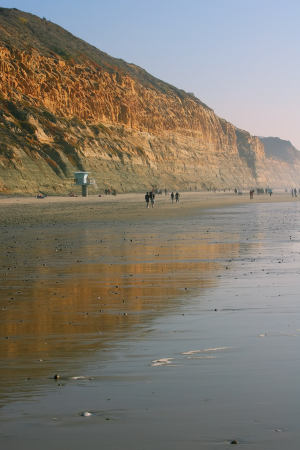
[145,192,150,208]
[175,192,180,203]
[171,192,174,203]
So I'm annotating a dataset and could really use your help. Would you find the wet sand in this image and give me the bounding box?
[1,191,300,449]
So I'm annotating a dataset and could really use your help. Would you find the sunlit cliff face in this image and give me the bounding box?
[1,9,300,194]
[0,48,298,193]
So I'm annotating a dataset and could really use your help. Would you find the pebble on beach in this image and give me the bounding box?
[54,374,59,379]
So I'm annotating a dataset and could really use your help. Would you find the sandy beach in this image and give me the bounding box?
[0,190,298,227]
[1,191,300,449]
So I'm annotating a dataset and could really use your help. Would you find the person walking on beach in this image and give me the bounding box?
[175,192,180,203]
[171,192,174,203]
[145,192,150,208]
[151,193,156,208]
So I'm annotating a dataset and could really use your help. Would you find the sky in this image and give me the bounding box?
[1,0,300,148]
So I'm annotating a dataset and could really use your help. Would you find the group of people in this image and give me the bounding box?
[249,188,272,198]
[145,190,180,207]
[171,192,180,203]
[105,188,117,196]
[145,191,156,208]
[291,188,299,197]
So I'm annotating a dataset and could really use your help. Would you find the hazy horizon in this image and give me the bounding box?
[1,0,299,149]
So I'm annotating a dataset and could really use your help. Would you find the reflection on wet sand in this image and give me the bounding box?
[1,221,244,404]
[2,201,300,450]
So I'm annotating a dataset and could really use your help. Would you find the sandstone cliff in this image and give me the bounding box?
[259,137,300,163]
[0,7,299,195]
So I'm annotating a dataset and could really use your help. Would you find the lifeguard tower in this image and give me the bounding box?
[74,171,92,197]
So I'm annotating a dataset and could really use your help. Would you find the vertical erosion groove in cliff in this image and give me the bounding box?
[0,7,299,194]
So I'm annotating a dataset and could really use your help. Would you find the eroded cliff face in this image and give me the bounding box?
[0,8,299,195]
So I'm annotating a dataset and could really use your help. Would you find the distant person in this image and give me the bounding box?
[175,192,180,203]
[250,190,253,199]
[145,192,150,208]
[151,193,156,208]
[165,188,167,195]
[171,192,174,203]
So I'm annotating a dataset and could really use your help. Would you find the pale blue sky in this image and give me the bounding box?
[1,0,300,148]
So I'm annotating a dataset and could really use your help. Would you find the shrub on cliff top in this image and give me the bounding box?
[51,46,74,65]
[19,17,28,25]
